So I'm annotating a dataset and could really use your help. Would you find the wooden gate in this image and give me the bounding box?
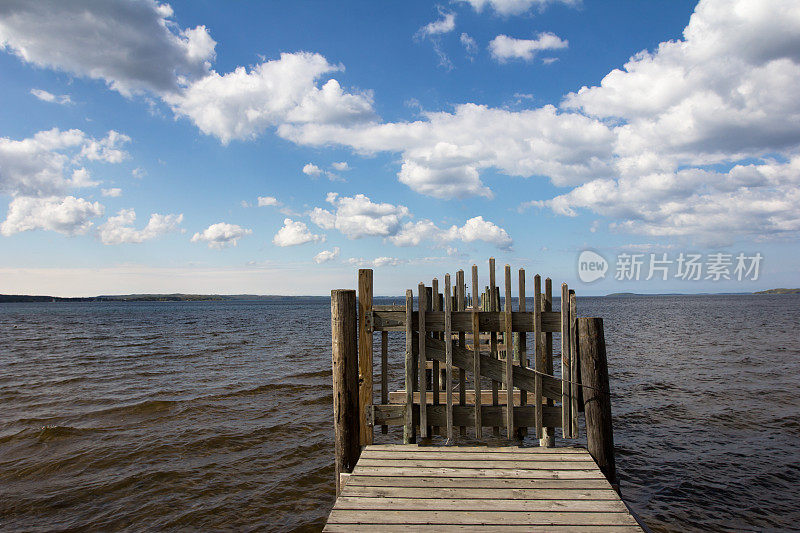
[358,258,580,446]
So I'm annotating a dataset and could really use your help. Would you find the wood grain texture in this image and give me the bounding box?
[404,290,415,444]
[357,269,373,446]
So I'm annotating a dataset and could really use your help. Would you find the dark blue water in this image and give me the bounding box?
[1,295,798,531]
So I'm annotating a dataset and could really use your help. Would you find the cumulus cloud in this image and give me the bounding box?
[191,222,251,249]
[0,128,130,197]
[257,196,279,207]
[313,247,340,264]
[101,188,122,197]
[489,33,568,62]
[165,52,375,143]
[283,103,614,198]
[303,163,323,176]
[30,88,71,105]
[0,0,215,96]
[331,161,350,171]
[272,218,324,247]
[457,0,578,16]
[390,216,513,249]
[1,195,104,236]
[98,208,183,245]
[309,193,411,239]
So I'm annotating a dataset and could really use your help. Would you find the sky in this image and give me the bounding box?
[1,0,799,296]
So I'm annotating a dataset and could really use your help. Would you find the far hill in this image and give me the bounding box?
[754,288,800,294]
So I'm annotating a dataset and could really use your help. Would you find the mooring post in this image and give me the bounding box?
[578,317,617,489]
[357,269,373,446]
[331,289,360,495]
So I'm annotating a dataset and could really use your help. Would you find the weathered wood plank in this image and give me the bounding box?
[569,289,579,438]
[381,330,388,435]
[404,290,415,444]
[561,282,570,438]
[340,486,621,500]
[517,268,527,422]
[372,403,563,429]
[325,525,643,533]
[390,389,538,406]
[543,278,555,447]
[489,258,499,437]
[418,283,428,439]
[533,274,543,439]
[432,277,440,435]
[359,451,597,462]
[326,509,639,526]
[471,264,481,438]
[504,264,514,438]
[342,475,614,489]
[358,269,373,446]
[365,444,589,454]
[456,269,467,437]
[444,273,454,442]
[351,466,607,480]
[333,497,629,513]
[355,459,599,470]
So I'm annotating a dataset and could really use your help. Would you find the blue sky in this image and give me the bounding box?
[1,0,798,296]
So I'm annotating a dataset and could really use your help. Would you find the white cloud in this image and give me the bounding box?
[309,193,411,239]
[313,247,340,264]
[457,0,578,16]
[101,188,122,197]
[489,33,568,62]
[0,128,130,197]
[1,195,104,236]
[191,222,252,249]
[272,218,324,247]
[283,103,614,198]
[389,216,512,249]
[303,163,323,176]
[0,0,215,96]
[417,11,456,38]
[257,196,279,207]
[132,167,146,179]
[30,88,71,105]
[98,208,183,245]
[348,256,407,268]
[166,52,375,143]
[331,161,350,171]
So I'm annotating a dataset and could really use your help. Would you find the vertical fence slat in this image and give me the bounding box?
[569,289,579,438]
[444,273,454,442]
[456,269,467,438]
[533,274,543,440]
[489,258,499,437]
[358,269,373,446]
[418,283,428,439]
[380,330,388,435]
[432,278,440,436]
[560,282,570,439]
[471,265,482,438]
[504,265,514,439]
[517,268,527,439]
[543,278,555,447]
[404,289,415,444]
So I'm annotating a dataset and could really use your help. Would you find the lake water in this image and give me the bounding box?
[1,294,798,532]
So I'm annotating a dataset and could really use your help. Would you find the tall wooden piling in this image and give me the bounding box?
[331,289,360,495]
[578,317,617,487]
[357,269,373,446]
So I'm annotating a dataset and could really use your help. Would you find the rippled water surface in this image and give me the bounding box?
[1,295,799,532]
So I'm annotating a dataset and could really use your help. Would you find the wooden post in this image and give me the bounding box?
[418,283,428,439]
[578,317,617,487]
[331,289,360,495]
[542,278,555,447]
[456,269,467,438]
[404,289,415,444]
[471,265,482,438]
[358,269,373,446]
[503,265,514,439]
[380,331,388,435]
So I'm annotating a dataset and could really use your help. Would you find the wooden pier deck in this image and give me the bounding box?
[324,444,643,532]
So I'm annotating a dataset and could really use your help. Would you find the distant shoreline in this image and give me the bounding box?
[2,290,798,302]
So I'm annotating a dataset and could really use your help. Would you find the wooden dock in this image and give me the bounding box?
[327,259,644,531]
[325,444,642,532]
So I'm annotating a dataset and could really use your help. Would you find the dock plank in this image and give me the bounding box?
[324,444,643,532]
